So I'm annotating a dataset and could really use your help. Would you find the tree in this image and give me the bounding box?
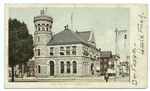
[9,18,34,82]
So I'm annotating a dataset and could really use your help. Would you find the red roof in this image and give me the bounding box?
[27,60,35,67]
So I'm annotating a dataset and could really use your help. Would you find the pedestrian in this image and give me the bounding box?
[104,73,109,82]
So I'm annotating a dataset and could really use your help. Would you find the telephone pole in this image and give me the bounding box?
[114,28,127,82]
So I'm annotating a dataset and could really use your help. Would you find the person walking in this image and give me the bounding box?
[104,73,109,82]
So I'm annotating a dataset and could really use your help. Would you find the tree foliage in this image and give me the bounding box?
[9,18,34,81]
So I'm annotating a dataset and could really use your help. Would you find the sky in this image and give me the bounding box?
[9,7,130,61]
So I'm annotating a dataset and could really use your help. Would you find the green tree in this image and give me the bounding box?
[18,63,30,74]
[9,18,33,82]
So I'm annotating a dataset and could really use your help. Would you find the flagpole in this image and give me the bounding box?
[71,11,73,31]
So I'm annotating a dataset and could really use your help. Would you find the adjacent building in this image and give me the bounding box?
[33,10,101,78]
[108,55,115,70]
[27,59,35,77]
[9,64,21,77]
[100,51,112,74]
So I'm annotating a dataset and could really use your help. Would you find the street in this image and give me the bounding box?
[9,76,129,82]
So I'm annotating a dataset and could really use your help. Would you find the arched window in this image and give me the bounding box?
[73,61,77,73]
[46,24,49,31]
[60,61,64,73]
[38,49,40,56]
[35,24,37,31]
[37,37,40,42]
[38,24,40,31]
[67,61,70,73]
[42,23,45,31]
[38,65,40,73]
[50,25,52,31]
[91,63,93,71]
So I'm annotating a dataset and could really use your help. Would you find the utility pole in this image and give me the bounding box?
[114,28,118,82]
[114,28,127,82]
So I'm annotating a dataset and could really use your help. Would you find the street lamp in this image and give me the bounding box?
[114,28,127,82]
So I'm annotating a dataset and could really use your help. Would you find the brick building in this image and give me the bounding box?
[108,55,115,70]
[27,59,35,77]
[33,10,101,78]
[100,51,112,74]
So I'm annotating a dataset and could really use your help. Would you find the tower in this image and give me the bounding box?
[33,10,53,57]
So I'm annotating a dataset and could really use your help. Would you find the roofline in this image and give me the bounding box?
[47,41,100,52]
[100,51,112,52]
[75,31,91,34]
[47,41,89,46]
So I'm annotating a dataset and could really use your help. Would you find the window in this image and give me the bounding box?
[50,47,54,55]
[104,64,107,69]
[35,25,37,31]
[72,46,76,55]
[67,61,70,73]
[38,24,40,31]
[50,25,52,31]
[60,47,64,51]
[38,49,40,56]
[50,47,53,51]
[60,47,64,55]
[83,46,89,56]
[35,49,37,56]
[73,61,77,73]
[61,61,64,73]
[109,61,111,65]
[100,65,102,69]
[60,52,64,55]
[42,23,45,31]
[66,46,70,55]
[46,24,49,31]
[38,65,40,73]
[37,37,40,42]
[104,59,107,62]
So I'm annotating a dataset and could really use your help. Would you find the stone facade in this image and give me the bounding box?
[33,10,101,78]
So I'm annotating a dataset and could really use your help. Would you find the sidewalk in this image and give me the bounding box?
[9,76,129,82]
[21,76,105,80]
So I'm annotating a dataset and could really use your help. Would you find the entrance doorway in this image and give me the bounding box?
[91,63,94,75]
[50,61,54,76]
